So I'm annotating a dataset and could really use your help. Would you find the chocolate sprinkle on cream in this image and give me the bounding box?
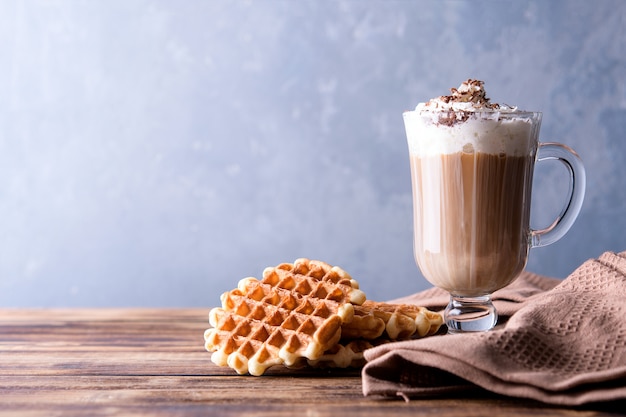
[415,79,518,126]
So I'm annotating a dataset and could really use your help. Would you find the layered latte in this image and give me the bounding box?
[404,80,541,296]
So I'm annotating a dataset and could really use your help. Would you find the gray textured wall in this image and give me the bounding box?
[0,0,624,307]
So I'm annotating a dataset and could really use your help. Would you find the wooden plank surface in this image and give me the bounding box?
[0,308,623,416]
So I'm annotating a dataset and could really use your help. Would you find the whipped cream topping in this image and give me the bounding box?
[403,79,538,157]
[415,79,518,113]
[404,112,536,157]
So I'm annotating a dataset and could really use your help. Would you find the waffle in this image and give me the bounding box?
[204,259,363,376]
[342,300,444,340]
[261,258,366,306]
[204,258,443,375]
[305,339,383,369]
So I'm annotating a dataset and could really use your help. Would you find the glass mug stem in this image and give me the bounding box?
[445,295,497,333]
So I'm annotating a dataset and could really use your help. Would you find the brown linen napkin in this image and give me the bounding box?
[362,250,626,406]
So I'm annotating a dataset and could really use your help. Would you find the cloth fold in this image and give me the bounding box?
[362,250,626,406]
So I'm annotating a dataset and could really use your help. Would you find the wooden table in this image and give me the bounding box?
[0,308,623,416]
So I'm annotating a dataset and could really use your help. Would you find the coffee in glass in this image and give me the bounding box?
[403,80,585,333]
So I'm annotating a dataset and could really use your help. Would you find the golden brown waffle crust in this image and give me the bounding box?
[204,258,443,375]
[262,258,366,306]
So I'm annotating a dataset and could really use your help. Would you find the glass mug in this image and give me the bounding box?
[403,110,585,333]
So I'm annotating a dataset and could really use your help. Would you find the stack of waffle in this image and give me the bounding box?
[204,258,443,375]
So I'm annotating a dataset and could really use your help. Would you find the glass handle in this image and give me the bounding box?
[531,143,586,248]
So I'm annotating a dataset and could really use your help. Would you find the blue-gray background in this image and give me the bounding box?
[1,0,624,307]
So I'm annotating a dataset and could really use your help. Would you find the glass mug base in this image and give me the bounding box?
[444,295,498,333]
